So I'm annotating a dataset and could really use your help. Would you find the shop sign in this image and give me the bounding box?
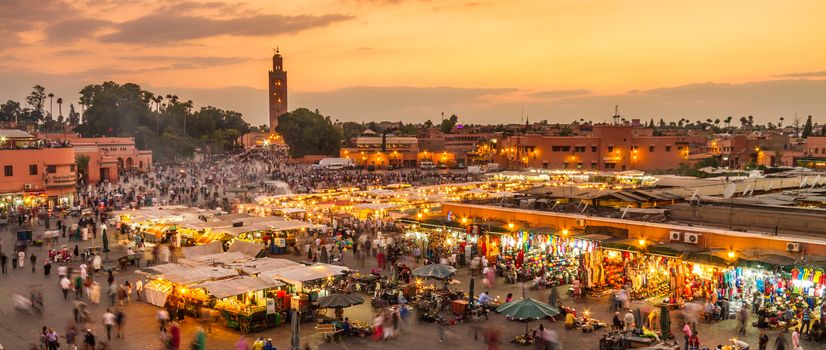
[266,298,276,314]
[45,174,77,188]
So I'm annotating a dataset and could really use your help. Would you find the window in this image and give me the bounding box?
[604,163,616,169]
[677,146,684,151]
[649,146,655,152]
[631,146,638,151]
[551,146,571,152]
[591,162,598,169]
[607,146,614,152]
[29,164,37,175]
[70,165,76,172]
[4,165,12,177]
[47,165,56,174]
[591,146,598,152]
[574,146,586,153]
[542,162,549,169]
[577,162,583,169]
[665,145,672,152]
[815,148,819,154]
[562,162,569,169]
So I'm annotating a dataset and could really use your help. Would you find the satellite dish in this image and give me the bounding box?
[723,183,737,198]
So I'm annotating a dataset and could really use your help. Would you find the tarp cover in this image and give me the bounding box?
[141,263,183,275]
[192,276,283,299]
[228,258,301,275]
[181,240,224,258]
[228,240,265,257]
[159,266,239,285]
[262,263,347,285]
[179,251,254,267]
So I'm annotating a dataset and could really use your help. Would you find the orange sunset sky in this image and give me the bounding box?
[1,0,825,125]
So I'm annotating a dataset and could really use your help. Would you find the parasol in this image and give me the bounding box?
[316,293,364,308]
[496,297,560,333]
[412,264,457,280]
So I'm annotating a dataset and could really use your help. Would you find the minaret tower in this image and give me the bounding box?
[268,48,288,133]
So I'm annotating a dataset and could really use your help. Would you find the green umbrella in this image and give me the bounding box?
[659,305,671,340]
[496,297,560,333]
[102,228,110,253]
[412,264,457,280]
[496,298,560,320]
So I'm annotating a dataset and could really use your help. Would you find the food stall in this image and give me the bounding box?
[143,266,239,308]
[259,264,349,320]
[193,276,286,333]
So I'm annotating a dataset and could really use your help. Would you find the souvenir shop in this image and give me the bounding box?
[495,230,590,286]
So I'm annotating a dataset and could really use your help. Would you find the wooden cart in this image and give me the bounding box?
[219,308,280,334]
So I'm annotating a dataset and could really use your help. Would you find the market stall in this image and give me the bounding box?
[143,266,239,307]
[193,276,286,333]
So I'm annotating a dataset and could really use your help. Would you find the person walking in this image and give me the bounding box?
[759,329,769,350]
[30,252,36,273]
[738,306,749,335]
[115,309,125,339]
[18,250,25,269]
[791,328,800,350]
[102,309,116,341]
[46,328,59,350]
[682,322,693,350]
[801,307,812,335]
[61,275,72,300]
[43,258,51,276]
[1,253,7,274]
[135,278,143,301]
[191,327,206,350]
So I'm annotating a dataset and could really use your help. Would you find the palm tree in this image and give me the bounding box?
[75,154,90,185]
[779,116,784,128]
[47,93,54,118]
[714,119,721,128]
[724,116,732,128]
[57,98,63,118]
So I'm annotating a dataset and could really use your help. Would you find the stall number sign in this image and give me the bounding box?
[267,298,276,314]
[276,238,287,248]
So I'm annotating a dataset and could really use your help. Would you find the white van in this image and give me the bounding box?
[318,158,354,170]
[420,161,436,170]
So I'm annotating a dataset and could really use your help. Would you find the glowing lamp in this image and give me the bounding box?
[508,223,515,230]
[562,229,569,236]
[638,238,646,246]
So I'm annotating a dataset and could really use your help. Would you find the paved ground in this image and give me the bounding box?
[1,221,824,349]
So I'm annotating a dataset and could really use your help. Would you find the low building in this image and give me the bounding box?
[0,129,76,212]
[495,125,705,171]
[44,133,152,183]
[340,134,419,168]
[796,136,826,169]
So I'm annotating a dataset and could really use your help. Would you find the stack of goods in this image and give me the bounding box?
[631,280,670,301]
[602,263,625,289]
[349,320,374,337]
[215,298,244,313]
[511,334,536,346]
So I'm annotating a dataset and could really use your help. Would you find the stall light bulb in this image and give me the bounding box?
[638,239,646,246]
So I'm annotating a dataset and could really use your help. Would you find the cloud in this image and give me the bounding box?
[99,13,354,44]
[0,0,78,47]
[527,89,592,99]
[779,70,826,78]
[117,55,253,68]
[46,18,112,42]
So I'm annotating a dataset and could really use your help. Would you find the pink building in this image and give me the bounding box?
[0,130,76,212]
[495,125,705,171]
[43,133,152,184]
